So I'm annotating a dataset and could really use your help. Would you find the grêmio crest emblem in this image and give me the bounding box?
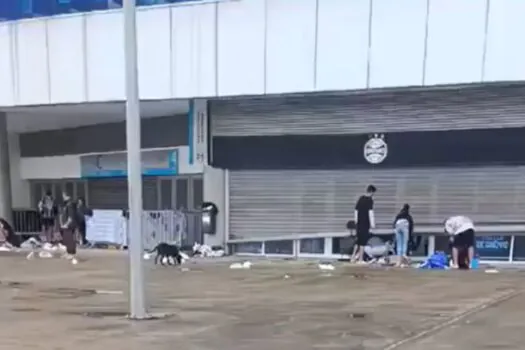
[364,134,388,164]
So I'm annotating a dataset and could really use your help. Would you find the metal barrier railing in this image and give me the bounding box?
[10,208,203,250]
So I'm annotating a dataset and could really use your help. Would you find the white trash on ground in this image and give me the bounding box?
[193,243,225,258]
[318,262,335,271]
[230,261,252,269]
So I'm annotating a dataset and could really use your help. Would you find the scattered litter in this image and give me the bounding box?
[318,262,335,271]
[193,243,225,258]
[26,251,35,260]
[180,267,190,272]
[283,274,290,279]
[38,251,53,259]
[179,252,190,263]
[229,261,252,269]
[485,268,499,274]
[71,258,79,265]
[21,237,41,249]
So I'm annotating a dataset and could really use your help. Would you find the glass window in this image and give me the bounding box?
[332,236,356,255]
[265,240,294,255]
[231,242,263,254]
[76,182,86,203]
[300,238,325,254]
[175,178,188,210]
[192,178,203,210]
[160,180,173,209]
[512,236,525,261]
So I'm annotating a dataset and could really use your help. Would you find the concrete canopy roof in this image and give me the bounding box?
[1,99,189,133]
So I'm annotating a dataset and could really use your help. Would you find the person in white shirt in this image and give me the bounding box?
[444,215,475,269]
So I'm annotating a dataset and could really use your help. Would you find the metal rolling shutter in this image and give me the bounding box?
[229,167,525,239]
[211,85,525,136]
[87,178,158,210]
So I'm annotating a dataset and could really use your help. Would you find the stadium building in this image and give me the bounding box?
[0,0,524,261]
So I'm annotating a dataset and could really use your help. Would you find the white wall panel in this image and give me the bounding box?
[484,0,525,82]
[425,0,487,85]
[171,3,217,98]
[137,7,171,99]
[316,0,370,91]
[47,16,86,103]
[85,11,125,101]
[16,20,49,105]
[369,0,427,88]
[217,0,265,96]
[265,0,317,94]
[20,155,81,180]
[0,24,14,107]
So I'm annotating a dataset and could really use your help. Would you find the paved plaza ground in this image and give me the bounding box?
[0,251,523,350]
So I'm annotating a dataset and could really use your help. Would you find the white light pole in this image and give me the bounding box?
[123,0,147,319]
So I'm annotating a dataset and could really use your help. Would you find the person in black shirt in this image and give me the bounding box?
[76,197,93,246]
[352,185,376,264]
[59,192,78,263]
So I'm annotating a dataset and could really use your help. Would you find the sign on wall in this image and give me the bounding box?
[475,235,511,260]
[80,149,178,178]
[189,99,208,165]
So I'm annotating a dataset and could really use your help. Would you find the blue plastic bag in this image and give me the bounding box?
[419,252,449,270]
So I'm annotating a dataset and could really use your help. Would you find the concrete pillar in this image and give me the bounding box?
[0,113,12,222]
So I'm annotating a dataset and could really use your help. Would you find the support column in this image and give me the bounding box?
[0,113,12,222]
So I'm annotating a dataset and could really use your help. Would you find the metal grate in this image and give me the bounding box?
[211,84,525,136]
[228,167,525,239]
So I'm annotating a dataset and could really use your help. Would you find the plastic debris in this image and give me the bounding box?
[318,262,335,271]
[39,251,53,259]
[230,261,252,269]
[485,268,499,274]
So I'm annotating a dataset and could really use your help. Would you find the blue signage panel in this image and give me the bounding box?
[81,149,177,178]
[475,235,511,260]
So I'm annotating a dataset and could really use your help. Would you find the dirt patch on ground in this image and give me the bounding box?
[0,253,522,350]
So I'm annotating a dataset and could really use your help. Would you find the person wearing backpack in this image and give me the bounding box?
[393,204,414,267]
[38,191,58,244]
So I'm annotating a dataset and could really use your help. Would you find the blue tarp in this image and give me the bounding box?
[419,251,449,270]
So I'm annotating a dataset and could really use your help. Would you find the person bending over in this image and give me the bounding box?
[352,185,377,264]
[444,215,475,269]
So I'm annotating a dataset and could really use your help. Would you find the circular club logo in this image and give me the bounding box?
[364,134,388,164]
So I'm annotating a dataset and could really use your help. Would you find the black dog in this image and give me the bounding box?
[148,243,182,266]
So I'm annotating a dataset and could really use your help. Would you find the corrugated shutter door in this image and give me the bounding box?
[229,167,525,239]
[88,178,159,210]
[211,85,525,136]
[88,179,128,209]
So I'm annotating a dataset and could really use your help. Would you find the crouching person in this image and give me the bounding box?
[444,215,475,269]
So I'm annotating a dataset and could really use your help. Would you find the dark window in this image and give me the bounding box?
[265,240,294,255]
[175,178,188,210]
[192,178,203,210]
[231,242,262,254]
[160,180,173,209]
[332,236,356,255]
[300,238,325,254]
[512,236,525,261]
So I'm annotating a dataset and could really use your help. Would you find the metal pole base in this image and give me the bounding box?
[127,312,174,321]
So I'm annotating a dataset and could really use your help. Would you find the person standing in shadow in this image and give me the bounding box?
[393,204,414,267]
[76,197,93,246]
